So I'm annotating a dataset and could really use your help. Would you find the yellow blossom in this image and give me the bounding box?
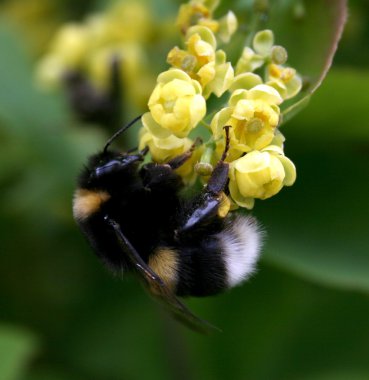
[36,0,157,108]
[266,63,303,100]
[48,24,90,68]
[176,0,220,34]
[167,26,216,81]
[36,23,91,88]
[202,50,234,98]
[144,69,206,139]
[211,84,282,159]
[235,30,275,75]
[228,146,296,209]
[167,26,233,98]
[235,47,264,74]
[217,11,238,43]
[99,1,152,45]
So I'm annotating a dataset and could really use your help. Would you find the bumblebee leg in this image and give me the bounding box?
[104,216,163,284]
[104,215,219,334]
[178,161,229,233]
[167,137,201,169]
[178,128,231,233]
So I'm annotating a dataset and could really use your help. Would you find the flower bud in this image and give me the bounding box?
[271,45,288,65]
[195,162,214,176]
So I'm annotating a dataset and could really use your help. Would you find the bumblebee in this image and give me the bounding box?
[73,116,262,333]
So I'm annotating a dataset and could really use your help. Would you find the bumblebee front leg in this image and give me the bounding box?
[178,161,229,234]
[139,139,200,192]
[179,127,231,233]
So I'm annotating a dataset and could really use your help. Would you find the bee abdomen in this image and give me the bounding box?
[175,237,228,297]
[219,215,263,288]
[148,248,179,293]
[174,215,263,297]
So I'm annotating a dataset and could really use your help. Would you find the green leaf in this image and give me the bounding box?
[258,144,369,293]
[302,371,369,380]
[184,265,369,380]
[0,325,39,380]
[0,21,68,135]
[284,69,369,141]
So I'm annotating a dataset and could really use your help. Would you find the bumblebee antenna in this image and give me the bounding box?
[103,115,142,154]
[220,125,231,162]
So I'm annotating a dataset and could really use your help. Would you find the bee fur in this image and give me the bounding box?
[73,120,263,331]
[73,148,262,297]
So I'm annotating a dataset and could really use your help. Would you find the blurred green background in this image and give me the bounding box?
[0,0,368,379]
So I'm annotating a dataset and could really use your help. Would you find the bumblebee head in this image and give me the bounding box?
[78,115,146,191]
[78,150,144,191]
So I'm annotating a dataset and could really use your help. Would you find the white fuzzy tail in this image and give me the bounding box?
[218,215,264,287]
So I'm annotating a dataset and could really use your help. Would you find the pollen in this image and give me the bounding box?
[217,192,231,218]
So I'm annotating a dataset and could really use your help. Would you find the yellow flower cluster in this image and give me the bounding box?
[36,0,156,108]
[140,1,301,208]
[140,0,237,182]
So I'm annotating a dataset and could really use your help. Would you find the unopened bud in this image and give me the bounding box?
[195,162,213,176]
[271,46,288,65]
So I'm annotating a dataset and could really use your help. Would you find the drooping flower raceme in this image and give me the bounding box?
[36,0,158,110]
[138,1,302,212]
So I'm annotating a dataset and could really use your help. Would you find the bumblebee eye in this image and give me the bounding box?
[93,154,144,180]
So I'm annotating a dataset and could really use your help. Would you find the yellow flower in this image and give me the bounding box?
[176,0,220,34]
[235,47,264,74]
[36,23,90,87]
[144,69,206,139]
[266,63,302,100]
[235,30,275,75]
[49,24,90,67]
[228,146,296,209]
[211,84,282,158]
[99,1,152,45]
[167,26,233,98]
[202,50,234,98]
[217,11,238,43]
[167,26,216,83]
[187,27,216,65]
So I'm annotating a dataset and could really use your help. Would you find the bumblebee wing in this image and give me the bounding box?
[105,216,220,334]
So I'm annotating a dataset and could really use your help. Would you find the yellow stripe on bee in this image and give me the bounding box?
[148,248,179,293]
[73,189,110,220]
